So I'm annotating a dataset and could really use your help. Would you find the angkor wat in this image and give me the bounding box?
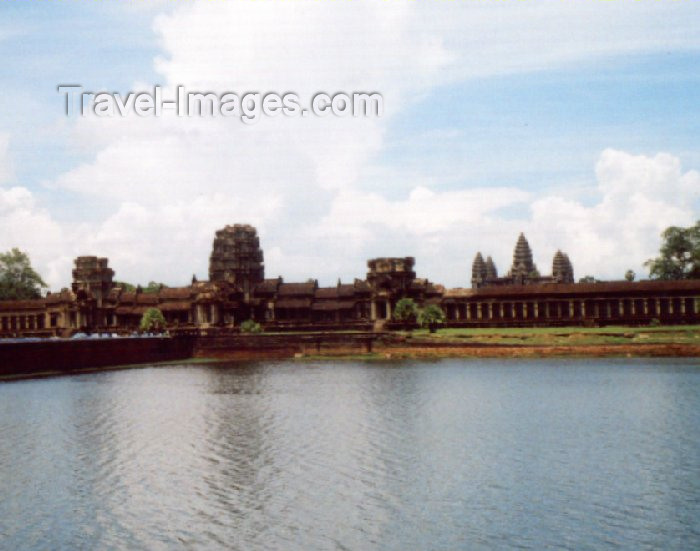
[1,224,698,337]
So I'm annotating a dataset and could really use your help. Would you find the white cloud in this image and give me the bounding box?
[527,149,699,282]
[0,133,13,184]
[21,1,700,289]
[0,184,69,290]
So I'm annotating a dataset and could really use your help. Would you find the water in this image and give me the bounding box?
[1,358,699,550]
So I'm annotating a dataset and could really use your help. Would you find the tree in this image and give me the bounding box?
[0,248,47,300]
[114,280,136,292]
[418,304,446,333]
[240,319,262,333]
[143,281,168,294]
[645,220,700,280]
[114,281,167,293]
[579,275,598,284]
[393,298,418,330]
[140,308,166,333]
[624,270,635,282]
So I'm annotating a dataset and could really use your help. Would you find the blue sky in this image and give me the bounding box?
[1,1,699,289]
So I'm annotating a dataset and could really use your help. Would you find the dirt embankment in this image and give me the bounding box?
[375,343,700,359]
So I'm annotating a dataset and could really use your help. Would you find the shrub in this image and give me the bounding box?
[393,298,419,330]
[418,304,446,333]
[140,308,166,333]
[240,319,263,333]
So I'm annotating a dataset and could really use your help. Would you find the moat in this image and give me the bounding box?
[1,358,698,549]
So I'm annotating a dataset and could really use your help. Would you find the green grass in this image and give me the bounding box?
[399,325,700,346]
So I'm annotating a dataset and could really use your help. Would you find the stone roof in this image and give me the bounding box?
[278,282,316,296]
[471,279,700,298]
[312,300,356,311]
[315,287,339,299]
[119,292,136,303]
[254,278,282,294]
[159,301,192,312]
[275,297,313,309]
[338,284,357,297]
[443,288,475,299]
[353,280,372,293]
[0,299,46,311]
[45,290,75,304]
[158,287,193,300]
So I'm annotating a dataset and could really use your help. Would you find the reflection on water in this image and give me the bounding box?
[0,359,699,550]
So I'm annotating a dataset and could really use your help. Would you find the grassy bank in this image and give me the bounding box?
[399,325,700,347]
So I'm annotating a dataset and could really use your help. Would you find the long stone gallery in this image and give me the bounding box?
[1,223,699,338]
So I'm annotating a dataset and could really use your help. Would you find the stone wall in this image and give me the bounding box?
[0,336,194,378]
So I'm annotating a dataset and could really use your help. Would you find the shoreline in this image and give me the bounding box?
[1,326,698,381]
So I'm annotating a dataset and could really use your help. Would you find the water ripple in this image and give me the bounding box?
[0,359,699,549]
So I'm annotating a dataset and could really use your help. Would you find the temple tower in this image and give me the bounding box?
[471,252,487,289]
[366,257,416,320]
[71,256,114,307]
[509,233,537,282]
[485,256,498,280]
[552,250,574,283]
[209,224,264,295]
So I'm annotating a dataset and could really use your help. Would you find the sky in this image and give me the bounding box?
[1,0,699,291]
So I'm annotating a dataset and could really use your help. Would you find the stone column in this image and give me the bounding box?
[655,298,661,317]
[370,301,377,321]
[477,302,483,320]
[631,299,636,316]
[668,298,675,315]
[606,301,611,319]
[488,303,494,320]
[680,298,686,315]
[533,302,539,319]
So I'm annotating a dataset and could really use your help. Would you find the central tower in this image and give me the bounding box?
[209,224,264,294]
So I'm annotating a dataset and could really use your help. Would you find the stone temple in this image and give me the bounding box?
[0,225,698,336]
[472,233,574,288]
[209,224,265,297]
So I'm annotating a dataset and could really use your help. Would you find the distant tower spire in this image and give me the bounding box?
[471,252,487,289]
[510,232,536,279]
[485,256,498,279]
[552,250,574,283]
